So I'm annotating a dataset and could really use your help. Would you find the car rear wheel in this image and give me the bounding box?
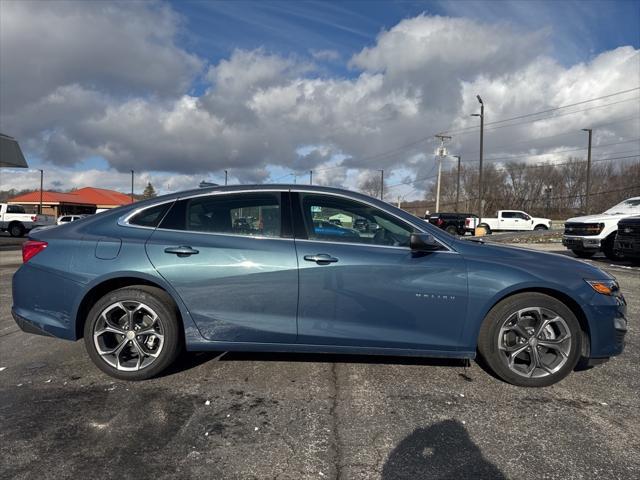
[478,293,582,387]
[572,250,595,259]
[534,225,548,231]
[445,225,458,235]
[84,286,182,380]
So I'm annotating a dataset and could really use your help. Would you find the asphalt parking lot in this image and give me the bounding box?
[0,244,638,480]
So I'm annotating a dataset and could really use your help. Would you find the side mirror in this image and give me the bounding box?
[410,233,442,252]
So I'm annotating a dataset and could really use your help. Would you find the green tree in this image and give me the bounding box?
[142,182,157,199]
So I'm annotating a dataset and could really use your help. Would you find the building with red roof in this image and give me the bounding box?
[8,187,133,217]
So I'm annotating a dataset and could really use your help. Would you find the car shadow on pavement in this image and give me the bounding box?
[217,351,470,368]
[382,420,506,480]
[158,350,471,378]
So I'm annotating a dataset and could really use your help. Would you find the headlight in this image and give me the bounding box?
[585,279,619,296]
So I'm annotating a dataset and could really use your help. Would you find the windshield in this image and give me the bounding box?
[604,198,640,215]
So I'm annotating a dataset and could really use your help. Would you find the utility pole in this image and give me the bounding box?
[309,170,313,185]
[130,170,134,203]
[582,128,592,214]
[472,95,484,224]
[453,155,461,213]
[224,170,228,186]
[434,134,451,213]
[397,195,402,208]
[378,170,384,200]
[39,169,43,214]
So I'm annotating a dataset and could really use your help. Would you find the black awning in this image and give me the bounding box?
[0,133,28,168]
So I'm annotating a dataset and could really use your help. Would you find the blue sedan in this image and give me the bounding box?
[12,186,627,386]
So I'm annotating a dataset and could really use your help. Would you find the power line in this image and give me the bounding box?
[461,138,640,164]
[443,87,640,135]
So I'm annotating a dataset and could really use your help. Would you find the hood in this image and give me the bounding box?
[566,213,636,223]
[454,240,612,280]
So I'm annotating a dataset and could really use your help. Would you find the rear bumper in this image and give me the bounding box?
[12,309,54,337]
[562,235,602,251]
[12,263,83,341]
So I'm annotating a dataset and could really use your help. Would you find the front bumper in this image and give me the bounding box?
[562,235,602,251]
[586,291,628,358]
[615,236,640,258]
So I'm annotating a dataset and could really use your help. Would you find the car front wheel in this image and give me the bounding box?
[84,286,182,380]
[478,293,582,387]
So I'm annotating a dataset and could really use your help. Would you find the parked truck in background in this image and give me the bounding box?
[615,216,640,263]
[427,212,478,235]
[477,210,551,234]
[563,197,640,260]
[0,203,55,237]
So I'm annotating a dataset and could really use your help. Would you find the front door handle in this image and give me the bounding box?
[304,253,338,265]
[164,246,199,257]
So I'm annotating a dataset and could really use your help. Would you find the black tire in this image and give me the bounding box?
[477,292,582,387]
[445,225,458,235]
[572,250,595,259]
[534,225,548,231]
[84,285,182,380]
[602,234,624,261]
[8,222,25,237]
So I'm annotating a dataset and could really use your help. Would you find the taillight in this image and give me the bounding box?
[436,218,444,226]
[22,240,48,263]
[31,215,37,221]
[465,218,470,226]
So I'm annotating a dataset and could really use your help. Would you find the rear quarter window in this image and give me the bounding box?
[128,202,172,228]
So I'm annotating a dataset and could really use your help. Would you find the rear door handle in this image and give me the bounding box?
[164,246,199,257]
[304,253,338,264]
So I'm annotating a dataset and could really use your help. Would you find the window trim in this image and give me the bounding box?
[119,190,289,240]
[118,188,454,252]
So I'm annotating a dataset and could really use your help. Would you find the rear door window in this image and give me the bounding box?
[160,192,282,238]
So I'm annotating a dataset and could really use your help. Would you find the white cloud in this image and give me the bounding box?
[1,3,638,200]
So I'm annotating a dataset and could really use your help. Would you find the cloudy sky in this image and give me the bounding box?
[1,0,639,200]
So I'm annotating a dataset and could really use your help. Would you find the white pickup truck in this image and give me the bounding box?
[562,196,640,260]
[478,210,551,234]
[0,203,55,237]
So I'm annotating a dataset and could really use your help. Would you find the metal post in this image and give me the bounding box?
[224,170,228,186]
[379,170,384,200]
[472,96,484,224]
[453,155,461,213]
[582,128,592,213]
[434,134,451,213]
[130,170,134,202]
[39,169,43,214]
[309,170,313,185]
[435,157,442,212]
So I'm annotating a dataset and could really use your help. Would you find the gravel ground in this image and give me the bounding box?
[0,244,638,480]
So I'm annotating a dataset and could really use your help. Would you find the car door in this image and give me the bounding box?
[144,190,298,344]
[499,211,516,230]
[291,191,469,351]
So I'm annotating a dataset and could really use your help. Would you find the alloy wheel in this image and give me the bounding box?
[93,301,165,371]
[497,307,572,378]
